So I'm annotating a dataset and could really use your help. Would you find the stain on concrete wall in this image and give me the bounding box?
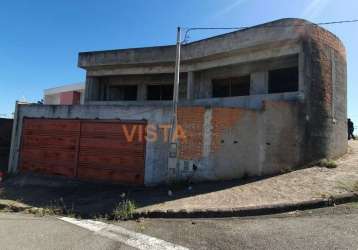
[210,107,261,180]
[261,101,304,175]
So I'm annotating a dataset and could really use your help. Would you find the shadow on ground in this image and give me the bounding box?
[0,173,266,218]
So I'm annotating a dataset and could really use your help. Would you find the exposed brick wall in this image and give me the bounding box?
[309,26,346,58]
[302,24,347,161]
[177,107,205,160]
[177,107,253,160]
[307,25,346,113]
[172,24,346,176]
[211,108,244,153]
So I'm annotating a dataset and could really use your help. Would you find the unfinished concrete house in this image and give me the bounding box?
[8,18,347,186]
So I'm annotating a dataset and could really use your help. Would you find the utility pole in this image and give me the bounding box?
[168,27,181,181]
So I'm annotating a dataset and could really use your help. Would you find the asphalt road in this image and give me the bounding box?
[119,203,358,250]
[1,203,358,250]
[0,213,134,250]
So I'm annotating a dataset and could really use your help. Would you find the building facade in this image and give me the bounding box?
[8,18,347,186]
[44,83,85,105]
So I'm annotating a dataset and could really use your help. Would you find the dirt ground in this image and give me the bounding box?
[0,141,357,217]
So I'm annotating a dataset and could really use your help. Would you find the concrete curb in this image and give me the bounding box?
[0,200,32,212]
[133,192,358,219]
[1,192,358,219]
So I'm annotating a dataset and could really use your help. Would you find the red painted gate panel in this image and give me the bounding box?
[20,119,80,177]
[19,118,146,185]
[78,121,146,185]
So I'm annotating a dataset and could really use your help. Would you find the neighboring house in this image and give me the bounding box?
[44,83,85,105]
[8,18,347,186]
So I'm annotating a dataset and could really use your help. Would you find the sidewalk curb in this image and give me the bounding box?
[2,192,358,219]
[0,201,32,212]
[133,192,358,219]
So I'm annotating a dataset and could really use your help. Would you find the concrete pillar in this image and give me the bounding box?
[99,82,107,101]
[298,50,305,94]
[187,71,194,100]
[84,76,93,102]
[138,84,147,101]
[250,72,268,95]
[84,76,100,102]
[8,101,20,173]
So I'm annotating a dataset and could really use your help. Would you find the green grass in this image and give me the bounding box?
[112,199,136,220]
[352,181,358,192]
[337,180,358,192]
[348,202,358,208]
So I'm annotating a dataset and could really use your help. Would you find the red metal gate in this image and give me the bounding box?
[78,121,146,185]
[20,118,146,185]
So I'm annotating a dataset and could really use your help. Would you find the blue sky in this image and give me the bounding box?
[0,0,357,122]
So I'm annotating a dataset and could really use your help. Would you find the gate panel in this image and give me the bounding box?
[19,119,146,185]
[78,121,146,185]
[20,119,80,177]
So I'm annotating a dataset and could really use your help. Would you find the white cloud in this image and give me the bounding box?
[213,0,250,19]
[301,0,331,20]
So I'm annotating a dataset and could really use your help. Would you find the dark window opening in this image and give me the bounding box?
[268,67,299,93]
[147,84,173,100]
[109,85,137,101]
[212,75,250,98]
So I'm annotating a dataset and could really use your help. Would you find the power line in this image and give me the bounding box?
[182,19,358,43]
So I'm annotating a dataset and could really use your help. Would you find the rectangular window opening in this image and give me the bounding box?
[147,84,173,100]
[108,85,137,101]
[212,75,250,98]
[268,67,299,94]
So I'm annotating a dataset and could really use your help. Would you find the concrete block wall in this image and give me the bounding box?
[175,101,304,182]
[301,24,347,162]
[8,104,172,186]
[10,101,305,185]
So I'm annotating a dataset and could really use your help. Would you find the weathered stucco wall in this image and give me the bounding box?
[9,100,305,185]
[78,19,307,71]
[175,101,304,182]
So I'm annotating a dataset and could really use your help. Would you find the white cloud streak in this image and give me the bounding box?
[301,0,331,20]
[213,0,250,19]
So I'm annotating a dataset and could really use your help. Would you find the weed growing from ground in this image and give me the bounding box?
[112,199,136,220]
[318,159,338,169]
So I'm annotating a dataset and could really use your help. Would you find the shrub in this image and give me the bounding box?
[318,159,337,169]
[112,199,136,220]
